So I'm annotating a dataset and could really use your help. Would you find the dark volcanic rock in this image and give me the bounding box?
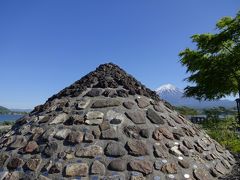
[126,140,148,156]
[161,163,177,174]
[75,145,103,158]
[25,158,41,171]
[153,143,169,158]
[46,63,160,102]
[139,128,149,138]
[146,108,165,124]
[123,101,135,109]
[91,99,121,108]
[7,157,23,170]
[24,141,39,153]
[101,128,118,140]
[153,127,174,140]
[64,163,88,177]
[123,125,141,139]
[66,131,84,144]
[44,142,58,157]
[178,160,189,169]
[136,98,150,108]
[193,168,210,180]
[117,89,128,97]
[90,160,105,175]
[86,88,102,97]
[129,160,153,175]
[49,162,62,174]
[108,159,126,171]
[102,89,117,97]
[9,135,27,149]
[105,142,126,157]
[125,111,146,124]
[0,153,9,167]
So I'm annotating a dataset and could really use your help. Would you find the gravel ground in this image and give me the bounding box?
[219,154,240,180]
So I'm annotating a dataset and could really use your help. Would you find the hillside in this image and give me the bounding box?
[0,106,10,114]
[0,106,30,115]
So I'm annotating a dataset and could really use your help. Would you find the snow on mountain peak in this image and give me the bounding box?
[156,84,183,94]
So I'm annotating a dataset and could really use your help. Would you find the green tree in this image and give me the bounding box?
[179,11,240,121]
[203,107,221,121]
[174,106,198,116]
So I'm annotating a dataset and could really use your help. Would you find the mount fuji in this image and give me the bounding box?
[156,84,235,108]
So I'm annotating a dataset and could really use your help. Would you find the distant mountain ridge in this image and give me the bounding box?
[156,84,235,108]
[0,106,31,114]
[0,106,11,114]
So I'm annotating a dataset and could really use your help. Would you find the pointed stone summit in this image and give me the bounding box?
[0,63,235,179]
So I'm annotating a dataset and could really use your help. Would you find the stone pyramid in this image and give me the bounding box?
[0,63,235,180]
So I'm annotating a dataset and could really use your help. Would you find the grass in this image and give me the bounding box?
[200,117,240,153]
[0,121,15,126]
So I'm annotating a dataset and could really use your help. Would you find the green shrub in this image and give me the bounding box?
[0,121,15,126]
[200,117,240,153]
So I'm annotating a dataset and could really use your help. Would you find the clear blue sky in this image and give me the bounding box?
[0,1,239,109]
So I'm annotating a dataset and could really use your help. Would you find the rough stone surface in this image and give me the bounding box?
[76,145,103,158]
[49,113,68,124]
[66,131,84,144]
[126,140,148,156]
[91,99,121,108]
[153,127,174,140]
[24,141,39,153]
[123,101,135,109]
[85,111,104,125]
[129,160,153,175]
[65,163,88,177]
[0,153,9,167]
[139,129,149,138]
[90,160,105,175]
[169,146,182,156]
[108,159,126,171]
[161,163,177,174]
[49,163,62,174]
[146,108,165,124]
[25,158,41,171]
[76,99,91,109]
[193,168,209,180]
[86,89,102,97]
[54,128,70,140]
[106,110,125,123]
[136,98,150,108]
[99,120,110,131]
[101,128,118,140]
[44,141,58,157]
[84,132,94,142]
[183,139,194,149]
[0,63,234,179]
[178,160,189,169]
[105,142,126,157]
[9,135,27,149]
[154,143,169,158]
[123,125,141,139]
[125,111,146,124]
[7,157,23,170]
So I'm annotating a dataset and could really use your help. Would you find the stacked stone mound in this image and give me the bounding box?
[0,63,235,180]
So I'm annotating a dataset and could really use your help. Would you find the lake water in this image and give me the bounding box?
[0,114,23,122]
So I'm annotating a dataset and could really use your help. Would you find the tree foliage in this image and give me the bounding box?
[200,117,240,153]
[179,11,240,100]
[174,106,198,116]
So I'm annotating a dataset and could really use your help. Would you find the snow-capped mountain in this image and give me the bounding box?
[156,84,183,95]
[156,84,235,108]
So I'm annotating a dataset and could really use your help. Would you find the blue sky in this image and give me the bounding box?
[0,1,239,109]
